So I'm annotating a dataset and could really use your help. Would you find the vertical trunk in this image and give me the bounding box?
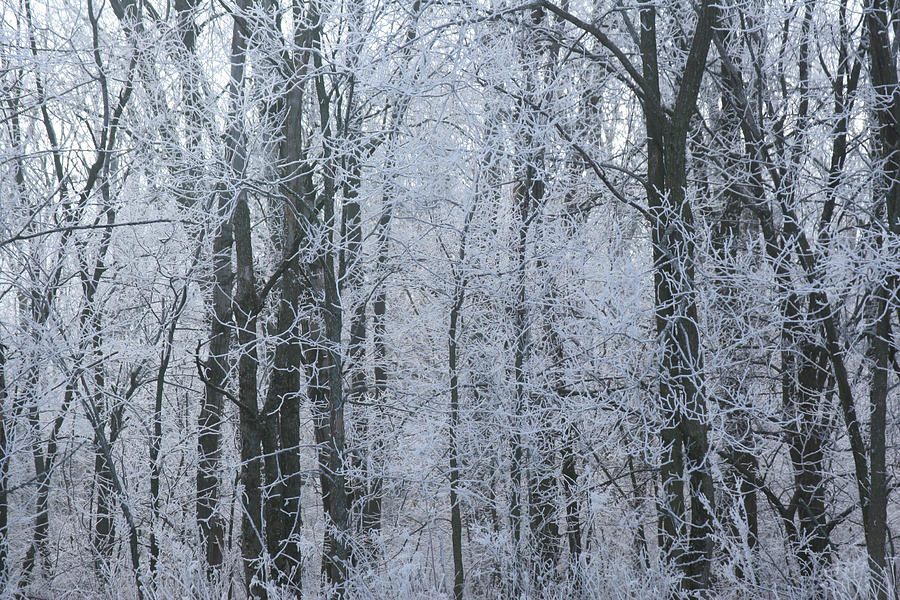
[91,323,115,577]
[628,456,650,569]
[710,80,759,577]
[787,366,831,575]
[639,0,719,592]
[781,293,832,578]
[268,98,307,600]
[261,278,304,593]
[254,7,310,592]
[661,125,716,597]
[149,353,165,577]
[519,171,559,587]
[343,155,376,537]
[305,258,352,595]
[234,195,272,597]
[326,266,352,594]
[305,13,353,594]
[217,6,268,595]
[93,427,117,575]
[303,162,352,600]
[560,426,582,567]
[257,158,307,596]
[149,288,186,576]
[0,343,8,590]
[542,188,583,578]
[509,178,527,593]
[527,446,559,579]
[448,266,466,600]
[527,329,560,583]
[22,370,49,579]
[197,172,230,577]
[866,285,890,600]
[370,187,391,537]
[197,0,251,576]
[446,204,476,600]
[865,3,898,595]
[641,4,685,574]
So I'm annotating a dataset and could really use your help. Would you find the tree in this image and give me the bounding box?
[2,0,900,598]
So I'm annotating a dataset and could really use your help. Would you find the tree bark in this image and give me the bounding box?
[0,344,8,590]
[197,4,245,573]
[864,3,899,595]
[640,1,719,593]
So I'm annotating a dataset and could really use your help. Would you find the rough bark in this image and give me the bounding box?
[640,1,719,592]
[0,344,8,590]
[196,5,245,574]
[449,251,467,600]
[864,2,899,595]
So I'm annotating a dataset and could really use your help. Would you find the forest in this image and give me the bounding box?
[0,0,899,598]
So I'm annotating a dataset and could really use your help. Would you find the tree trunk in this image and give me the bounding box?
[449,263,466,600]
[640,1,719,592]
[864,3,898,596]
[305,260,352,595]
[197,205,230,575]
[0,343,8,591]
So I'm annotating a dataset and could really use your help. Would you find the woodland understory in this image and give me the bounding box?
[1,0,900,598]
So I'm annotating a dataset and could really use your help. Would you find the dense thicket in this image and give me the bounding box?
[1,0,898,598]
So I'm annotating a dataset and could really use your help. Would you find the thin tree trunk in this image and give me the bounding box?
[0,343,8,590]
[449,276,466,600]
[300,12,353,594]
[79,378,146,600]
[343,156,377,538]
[196,236,229,575]
[447,205,475,600]
[864,3,898,595]
[305,258,352,595]
[509,177,527,593]
[866,284,890,600]
[560,425,582,566]
[514,26,560,579]
[196,0,251,577]
[149,283,189,576]
[234,191,273,598]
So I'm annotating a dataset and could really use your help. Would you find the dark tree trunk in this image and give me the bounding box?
[196,0,251,577]
[0,343,8,590]
[305,263,352,595]
[197,208,230,576]
[864,3,899,596]
[449,260,466,600]
[639,0,719,593]
[342,155,378,540]
[233,187,268,597]
[782,302,832,576]
[150,285,187,577]
[370,190,391,540]
[710,80,759,577]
